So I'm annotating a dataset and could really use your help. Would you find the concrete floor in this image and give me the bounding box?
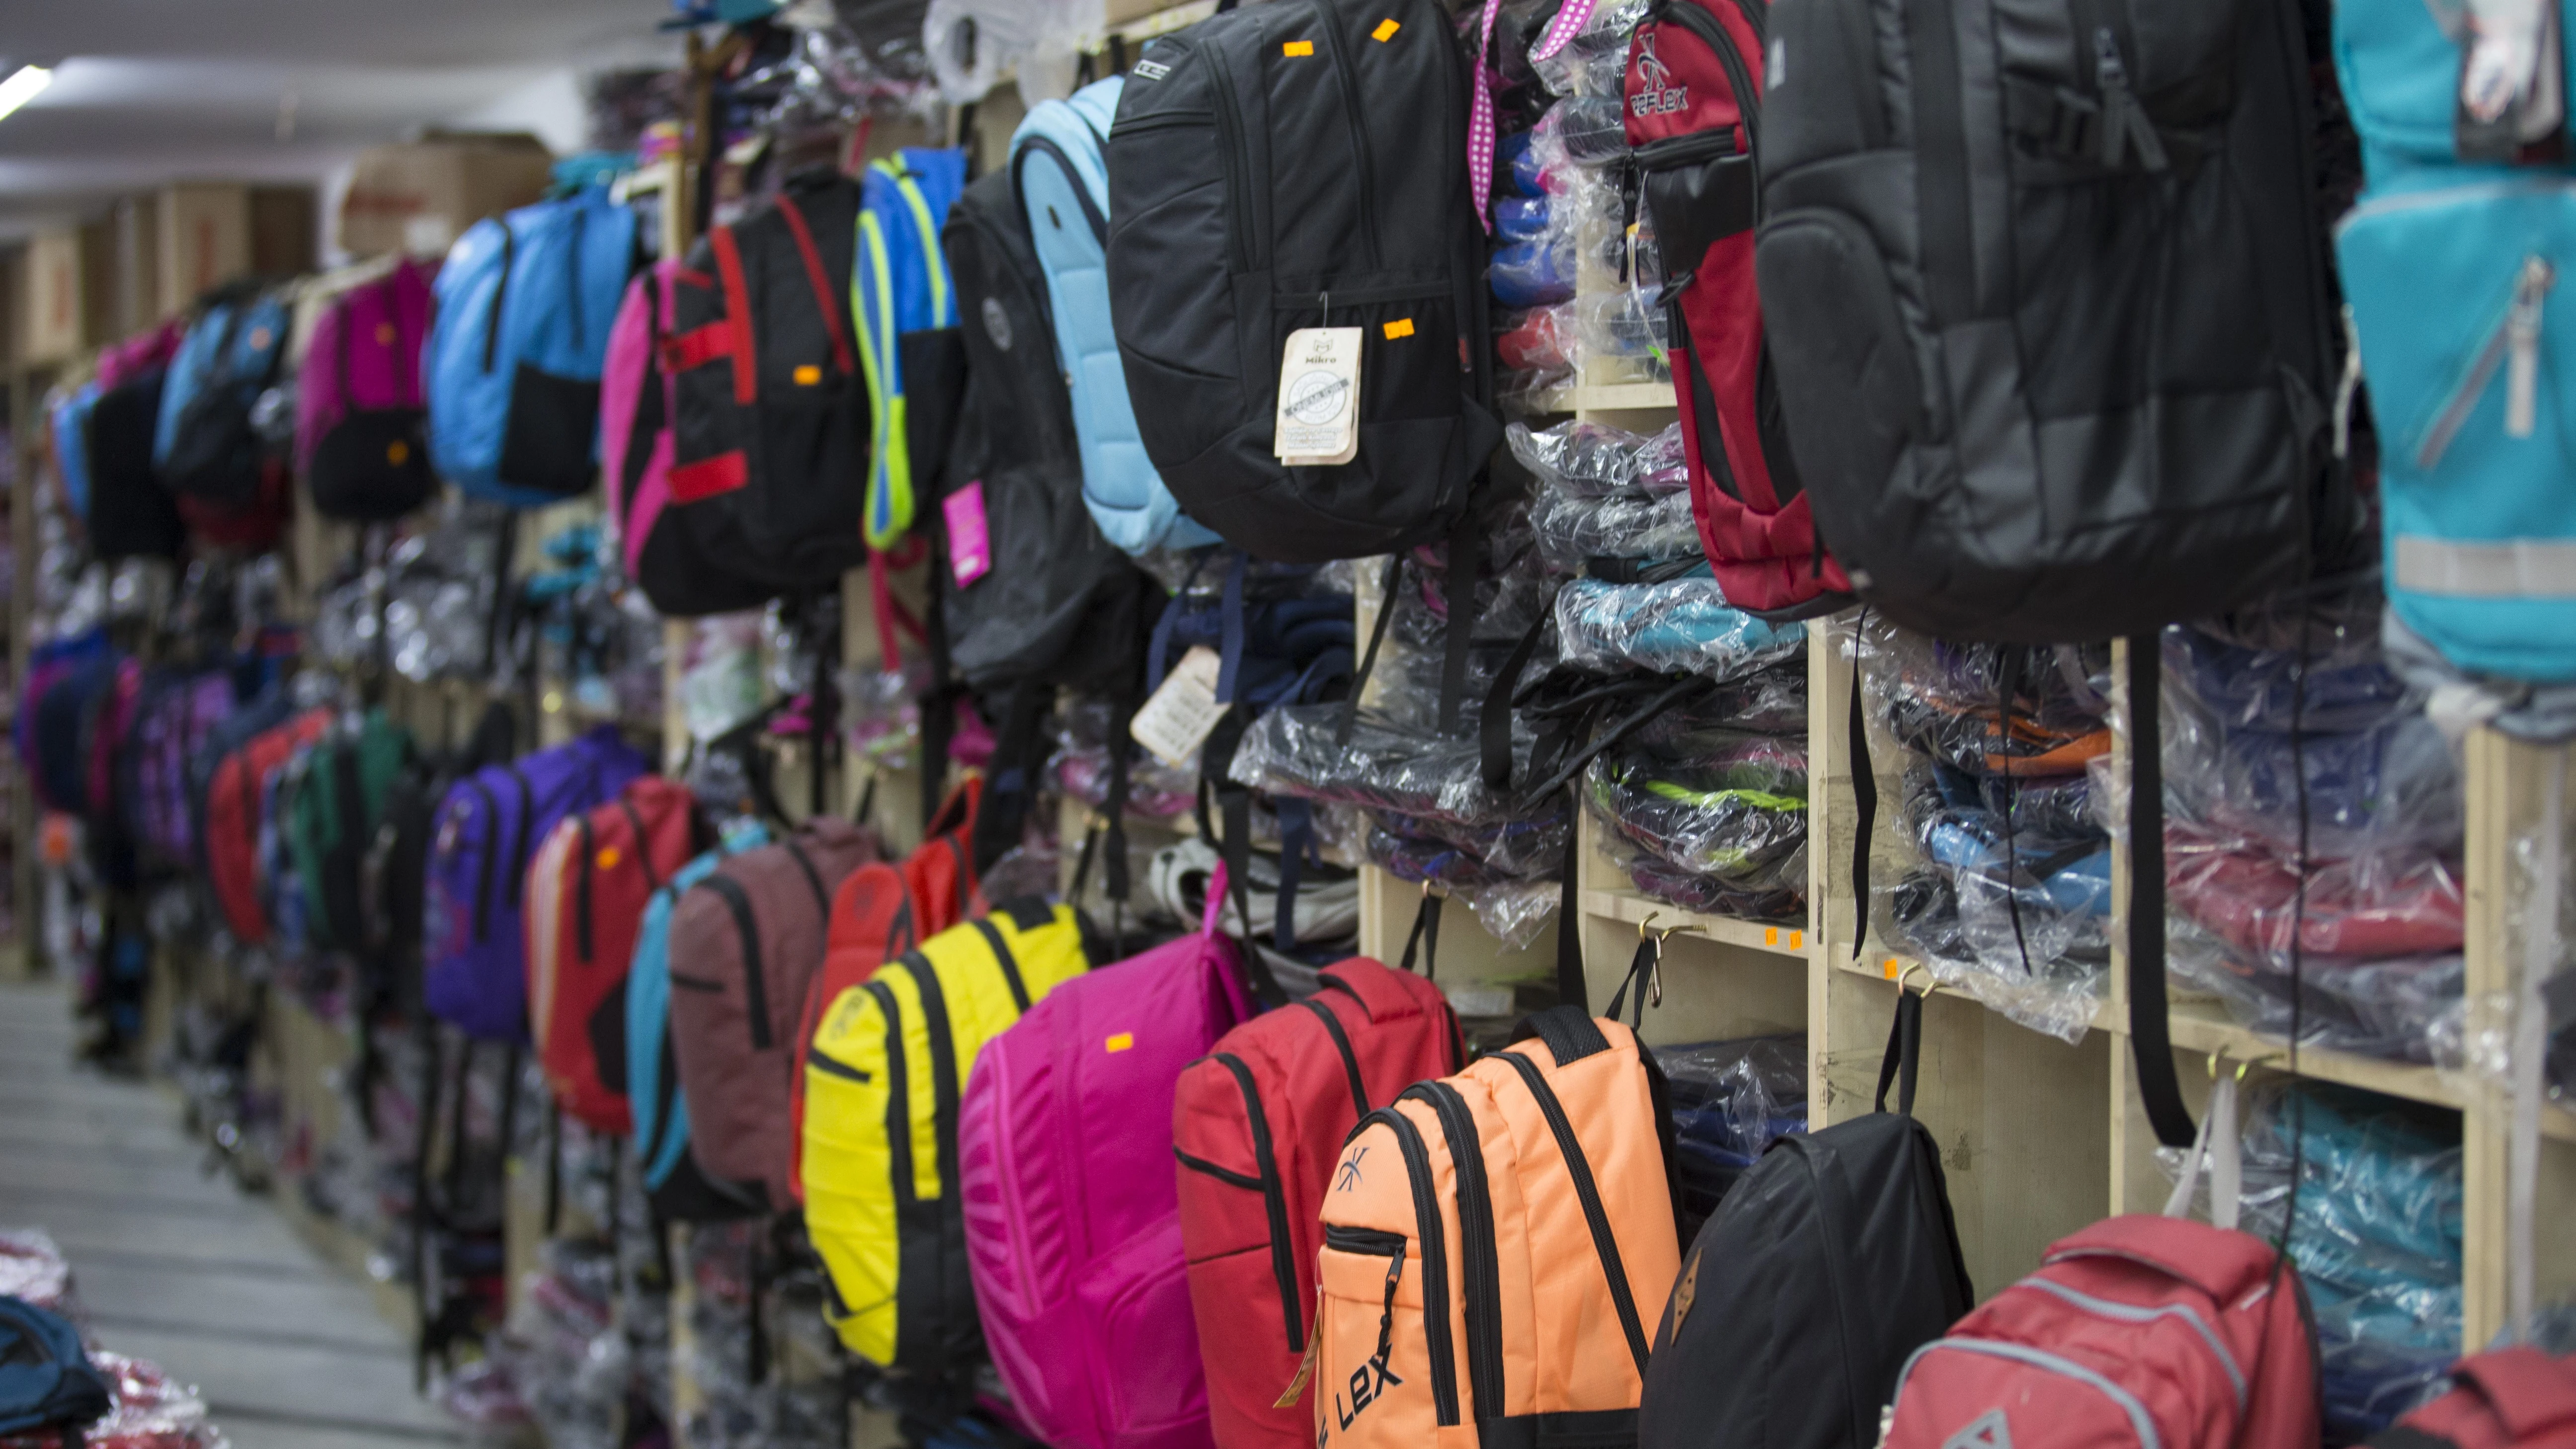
[0,980,461,1449]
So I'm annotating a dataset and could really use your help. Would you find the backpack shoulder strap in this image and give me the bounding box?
[2450,1349,2576,1441]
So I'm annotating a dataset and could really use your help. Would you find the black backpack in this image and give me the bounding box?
[1753,0,2355,644]
[1637,992,1972,1449]
[86,370,188,561]
[1107,0,1500,564]
[669,167,872,593]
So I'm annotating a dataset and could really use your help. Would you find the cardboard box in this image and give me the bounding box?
[337,133,555,259]
[20,229,85,363]
[160,183,251,317]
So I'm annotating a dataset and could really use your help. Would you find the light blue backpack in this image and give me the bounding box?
[154,290,290,506]
[50,384,96,524]
[2335,1,2576,681]
[628,818,770,1219]
[1010,78,1217,557]
[425,185,641,507]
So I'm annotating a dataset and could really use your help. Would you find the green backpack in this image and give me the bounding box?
[286,709,414,954]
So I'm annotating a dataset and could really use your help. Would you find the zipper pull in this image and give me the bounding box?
[2093,28,2169,172]
[2507,255,2552,440]
[1617,154,1639,284]
[2334,304,2362,461]
[1372,1249,1403,1368]
[1320,290,1331,327]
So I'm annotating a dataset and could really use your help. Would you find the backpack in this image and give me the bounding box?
[184,682,296,872]
[425,185,641,505]
[85,369,187,561]
[665,815,880,1213]
[1752,0,2348,642]
[421,727,652,1041]
[301,259,439,522]
[904,777,987,936]
[50,384,95,525]
[1012,78,1219,558]
[1176,955,1460,1449]
[935,168,1153,697]
[960,887,1256,1449]
[603,262,776,618]
[629,819,774,1223]
[203,707,333,945]
[119,669,226,869]
[0,1296,110,1437]
[1315,1006,1681,1449]
[1881,1217,2318,1449]
[1622,0,1848,621]
[2334,0,2576,681]
[856,148,969,553]
[155,288,291,507]
[667,169,872,591]
[805,897,1096,1374]
[527,776,711,1135]
[282,709,414,955]
[1109,0,1499,564]
[81,658,144,827]
[789,860,922,1205]
[20,637,107,816]
[2372,1348,2576,1449]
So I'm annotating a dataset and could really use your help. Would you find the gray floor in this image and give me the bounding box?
[0,981,462,1448]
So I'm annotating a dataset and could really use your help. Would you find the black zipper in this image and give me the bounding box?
[866,979,916,1203]
[1213,1052,1307,1352]
[468,776,501,944]
[1406,1082,1503,1417]
[1274,280,1453,306]
[617,799,661,890]
[1324,1224,1410,1253]
[807,1048,872,1084]
[1662,3,1762,164]
[482,222,514,375]
[911,958,963,1198]
[703,875,771,1050]
[1361,1106,1459,1425]
[502,765,536,907]
[1198,42,1261,272]
[1298,1000,1370,1122]
[1731,0,1768,44]
[1633,129,1740,170]
[967,918,1032,1011]
[1313,16,1383,270]
[1174,1145,1266,1191]
[1493,1051,1652,1373]
[574,815,596,963]
[1111,109,1215,135]
[783,840,831,918]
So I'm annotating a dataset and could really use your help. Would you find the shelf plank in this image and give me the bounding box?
[1517,381,1679,416]
[1579,886,1810,961]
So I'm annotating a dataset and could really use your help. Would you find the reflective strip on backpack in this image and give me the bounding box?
[858,208,911,551]
[2395,535,2576,597]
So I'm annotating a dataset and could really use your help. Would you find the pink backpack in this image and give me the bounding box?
[603,260,772,617]
[97,321,183,390]
[960,882,1255,1449]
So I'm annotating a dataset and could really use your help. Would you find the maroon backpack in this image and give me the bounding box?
[664,815,880,1213]
[1623,0,1851,619]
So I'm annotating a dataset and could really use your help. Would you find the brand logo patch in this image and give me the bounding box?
[1630,31,1688,115]
[1132,58,1171,80]
[981,296,1013,351]
[1940,1409,2012,1449]
[1334,1357,1404,1430]
[1335,1147,1367,1192]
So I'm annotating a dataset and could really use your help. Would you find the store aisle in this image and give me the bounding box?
[0,981,460,1449]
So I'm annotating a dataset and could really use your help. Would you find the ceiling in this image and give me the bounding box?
[0,0,685,238]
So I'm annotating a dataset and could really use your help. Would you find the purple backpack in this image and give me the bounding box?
[959,880,1254,1449]
[297,258,437,522]
[422,727,650,1041]
[125,670,235,867]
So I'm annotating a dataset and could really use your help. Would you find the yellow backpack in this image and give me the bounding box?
[802,896,1093,1372]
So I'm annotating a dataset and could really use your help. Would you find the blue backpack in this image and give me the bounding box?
[0,1297,108,1437]
[2335,3,2576,682]
[1011,79,1217,557]
[154,289,290,507]
[629,818,772,1222]
[426,185,641,506]
[858,148,969,553]
[49,384,96,524]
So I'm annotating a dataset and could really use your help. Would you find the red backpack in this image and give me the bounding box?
[2374,1348,2576,1449]
[1881,1215,2318,1449]
[526,777,710,1135]
[203,708,332,944]
[1623,0,1851,618]
[788,860,919,1204]
[902,777,984,938]
[1174,957,1461,1449]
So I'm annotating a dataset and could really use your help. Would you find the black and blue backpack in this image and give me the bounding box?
[0,1296,110,1439]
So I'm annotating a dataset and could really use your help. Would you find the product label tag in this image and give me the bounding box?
[944,481,991,586]
[1130,645,1230,767]
[1275,326,1363,466]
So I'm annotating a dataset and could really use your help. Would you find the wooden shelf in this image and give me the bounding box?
[1579,886,1810,960]
[1520,380,1679,415]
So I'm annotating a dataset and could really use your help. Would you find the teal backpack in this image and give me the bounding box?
[628,818,771,1222]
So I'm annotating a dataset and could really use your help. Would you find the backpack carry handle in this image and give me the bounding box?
[2161,1058,2240,1231]
[1873,974,1926,1116]
[2125,632,2199,1149]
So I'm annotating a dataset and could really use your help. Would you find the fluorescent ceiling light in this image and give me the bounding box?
[0,66,52,124]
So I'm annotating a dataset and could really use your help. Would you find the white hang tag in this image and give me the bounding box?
[1275,326,1363,466]
[1129,645,1230,768]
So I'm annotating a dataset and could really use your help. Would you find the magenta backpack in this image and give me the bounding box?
[960,882,1254,1449]
[97,321,183,391]
[298,259,437,521]
[603,261,772,617]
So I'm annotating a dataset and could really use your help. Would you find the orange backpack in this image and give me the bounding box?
[1314,1006,1681,1449]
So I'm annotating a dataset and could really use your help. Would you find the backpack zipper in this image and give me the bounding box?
[467,776,502,945]
[966,918,1033,1010]
[1405,1082,1504,1417]
[1297,999,1370,1121]
[1313,16,1384,271]
[806,1047,872,1084]
[501,765,537,908]
[1491,1050,1652,1373]
[2418,255,2555,470]
[865,979,916,1202]
[1210,1051,1307,1352]
[1357,1105,1459,1425]
[1659,3,1761,166]
[703,874,772,1050]
[2012,1276,2246,1410]
[1323,1223,1411,1432]
[1198,45,1261,273]
[574,815,596,963]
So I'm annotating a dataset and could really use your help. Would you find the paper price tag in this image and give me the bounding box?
[1129,645,1230,767]
[1274,326,1362,466]
[944,481,991,587]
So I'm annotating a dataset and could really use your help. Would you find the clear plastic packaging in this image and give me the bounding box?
[1584,730,1807,906]
[1492,238,1577,308]
[1146,836,1362,948]
[1554,572,1805,680]
[1506,420,1690,498]
[0,1353,230,1449]
[2169,920,2465,1063]
[1497,304,1578,398]
[1529,94,1632,171]
[0,1228,77,1319]
[1052,696,1193,819]
[1659,1035,1807,1225]
[1530,0,1651,98]
[1231,702,1528,832]
[1530,485,1699,572]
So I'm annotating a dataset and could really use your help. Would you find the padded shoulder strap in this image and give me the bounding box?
[1509,1004,1611,1068]
[2452,1348,2576,1440]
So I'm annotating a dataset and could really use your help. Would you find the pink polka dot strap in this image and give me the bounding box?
[1470,0,1504,234]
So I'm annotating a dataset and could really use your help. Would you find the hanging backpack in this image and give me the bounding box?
[665,815,880,1214]
[283,710,415,955]
[183,681,296,869]
[630,819,774,1223]
[789,859,922,1205]
[50,385,96,526]
[960,887,1256,1449]
[122,669,233,870]
[805,898,1096,1374]
[1314,1005,1681,1449]
[85,368,187,561]
[1637,991,1972,1449]
[155,287,291,508]
[1014,78,1218,558]
[527,776,712,1136]
[0,1296,110,1438]
[300,259,439,522]
[203,706,333,945]
[603,261,776,617]
[903,777,987,936]
[1621,0,1849,620]
[2370,1348,2576,1449]
[1753,0,2351,643]
[1109,0,1499,564]
[667,168,872,591]
[421,727,652,1041]
[1176,955,1459,1449]
[425,185,641,506]
[857,147,969,554]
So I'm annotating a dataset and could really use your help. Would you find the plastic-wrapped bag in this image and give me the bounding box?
[1493,238,1577,308]
[1232,703,1524,830]
[1530,0,1653,97]
[1498,304,1578,396]
[0,1229,78,1319]
[1529,93,1631,170]
[1555,571,1804,679]
[1660,1035,1806,1227]
[1530,485,1698,571]
[1584,730,1806,901]
[1506,419,1690,498]
[0,1353,229,1449]
[1495,195,1551,242]
[2169,923,2465,1063]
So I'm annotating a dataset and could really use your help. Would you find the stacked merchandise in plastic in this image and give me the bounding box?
[672,1221,843,1449]
[1663,1035,1806,1238]
[2157,582,2465,1061]
[1861,620,2113,1042]
[0,1229,230,1449]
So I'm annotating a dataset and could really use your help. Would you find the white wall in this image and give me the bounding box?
[448,68,590,157]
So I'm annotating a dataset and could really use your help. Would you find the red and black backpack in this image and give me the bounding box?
[1624,0,1852,619]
